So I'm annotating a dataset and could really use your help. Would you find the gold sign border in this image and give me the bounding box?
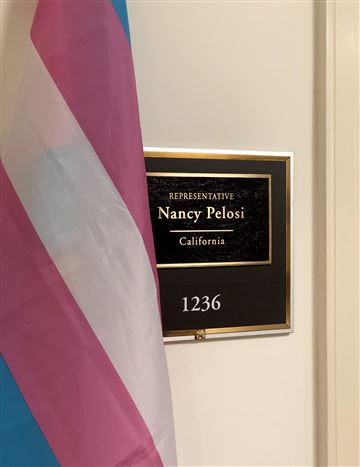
[146,172,272,269]
[144,151,292,339]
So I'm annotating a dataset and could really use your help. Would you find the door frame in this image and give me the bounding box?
[316,1,360,465]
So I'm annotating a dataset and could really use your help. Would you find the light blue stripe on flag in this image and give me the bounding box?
[0,355,59,467]
[112,0,131,44]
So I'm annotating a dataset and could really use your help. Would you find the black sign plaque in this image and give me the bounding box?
[147,173,271,268]
[145,150,292,341]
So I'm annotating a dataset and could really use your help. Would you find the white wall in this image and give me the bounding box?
[128,1,315,466]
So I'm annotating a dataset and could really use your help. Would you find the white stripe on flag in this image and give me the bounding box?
[3,42,176,467]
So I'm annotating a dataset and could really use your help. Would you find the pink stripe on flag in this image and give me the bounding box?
[1,163,163,467]
[30,0,158,284]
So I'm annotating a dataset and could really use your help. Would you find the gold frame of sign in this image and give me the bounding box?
[145,148,292,341]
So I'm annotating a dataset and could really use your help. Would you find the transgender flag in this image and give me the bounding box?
[1,1,177,466]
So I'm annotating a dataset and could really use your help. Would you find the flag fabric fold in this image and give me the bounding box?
[1,1,177,466]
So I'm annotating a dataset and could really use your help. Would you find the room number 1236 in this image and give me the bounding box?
[182,294,222,312]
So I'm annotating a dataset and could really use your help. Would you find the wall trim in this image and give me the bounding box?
[316,1,360,465]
